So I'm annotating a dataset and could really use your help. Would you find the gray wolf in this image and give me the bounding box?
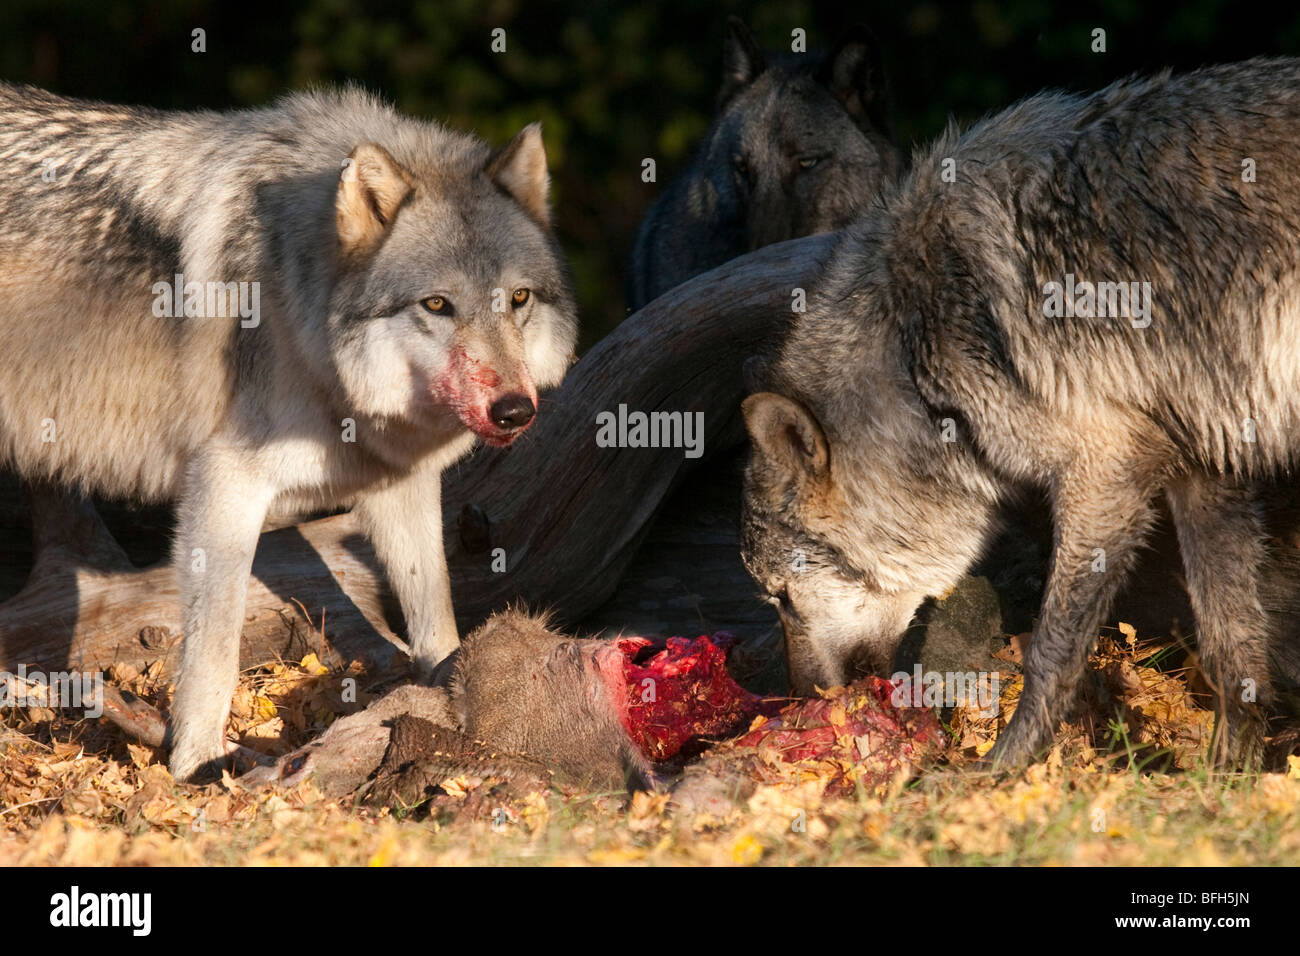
[0,83,577,780]
[741,58,1300,769]
[627,17,901,310]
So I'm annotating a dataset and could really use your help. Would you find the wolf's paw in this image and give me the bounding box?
[168,736,235,784]
[981,715,1053,775]
[169,750,228,784]
[1210,706,1268,772]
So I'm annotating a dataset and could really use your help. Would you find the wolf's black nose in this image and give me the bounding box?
[490,393,536,430]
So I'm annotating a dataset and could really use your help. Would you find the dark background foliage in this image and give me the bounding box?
[4,0,1298,348]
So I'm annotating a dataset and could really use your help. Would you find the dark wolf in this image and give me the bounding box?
[741,58,1300,769]
[627,17,901,310]
[0,83,577,780]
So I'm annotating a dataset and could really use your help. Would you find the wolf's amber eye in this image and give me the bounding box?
[422,296,448,314]
[511,288,530,308]
[798,156,820,170]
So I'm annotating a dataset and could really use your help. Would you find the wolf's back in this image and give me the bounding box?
[887,57,1300,477]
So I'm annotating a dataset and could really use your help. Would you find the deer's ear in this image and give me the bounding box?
[336,143,415,259]
[743,392,830,483]
[487,123,550,226]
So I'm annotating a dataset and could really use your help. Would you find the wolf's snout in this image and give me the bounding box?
[489,393,535,431]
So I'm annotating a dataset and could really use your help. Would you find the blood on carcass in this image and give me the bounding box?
[610,632,946,788]
[614,633,777,761]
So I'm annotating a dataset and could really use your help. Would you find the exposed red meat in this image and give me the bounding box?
[610,633,945,791]
[613,633,778,760]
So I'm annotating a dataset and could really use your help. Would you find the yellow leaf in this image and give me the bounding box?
[1118,622,1137,645]
[440,775,476,798]
[1288,755,1300,780]
[729,833,764,865]
[587,846,647,864]
[299,653,329,676]
[368,835,398,867]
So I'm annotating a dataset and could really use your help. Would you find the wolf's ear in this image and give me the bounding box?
[742,392,829,481]
[720,17,766,107]
[488,123,550,227]
[816,24,889,133]
[336,143,415,259]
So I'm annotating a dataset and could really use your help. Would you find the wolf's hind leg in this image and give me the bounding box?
[25,480,131,573]
[1166,475,1271,769]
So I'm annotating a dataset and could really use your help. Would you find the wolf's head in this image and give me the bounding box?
[311,115,576,451]
[739,228,1004,694]
[698,19,902,252]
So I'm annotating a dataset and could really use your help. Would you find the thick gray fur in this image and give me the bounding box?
[743,58,1300,769]
[0,83,577,780]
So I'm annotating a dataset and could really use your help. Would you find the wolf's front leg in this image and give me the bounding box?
[988,456,1159,770]
[168,455,275,782]
[354,461,458,677]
